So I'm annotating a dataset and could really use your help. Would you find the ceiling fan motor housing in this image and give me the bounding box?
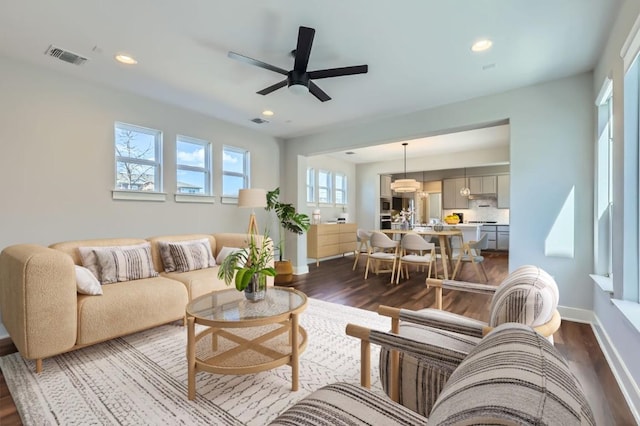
[288,70,309,89]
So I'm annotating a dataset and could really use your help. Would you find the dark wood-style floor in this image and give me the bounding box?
[0,252,635,425]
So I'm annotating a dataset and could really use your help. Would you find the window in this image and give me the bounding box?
[595,79,613,278]
[318,170,333,204]
[222,146,249,197]
[306,168,315,203]
[176,136,212,195]
[114,122,162,192]
[335,172,347,205]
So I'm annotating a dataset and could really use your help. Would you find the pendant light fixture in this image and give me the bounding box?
[460,167,471,197]
[390,142,421,193]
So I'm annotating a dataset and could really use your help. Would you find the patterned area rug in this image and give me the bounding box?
[0,298,389,425]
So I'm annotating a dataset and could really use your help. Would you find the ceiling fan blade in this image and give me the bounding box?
[308,65,368,80]
[227,51,288,76]
[293,26,315,72]
[309,81,331,102]
[257,79,288,95]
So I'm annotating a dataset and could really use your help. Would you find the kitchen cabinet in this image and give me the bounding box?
[497,225,510,250]
[442,178,469,209]
[380,175,392,198]
[307,223,357,267]
[482,225,497,250]
[497,174,510,208]
[469,175,497,195]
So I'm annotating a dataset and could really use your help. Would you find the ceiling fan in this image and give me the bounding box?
[227,26,368,102]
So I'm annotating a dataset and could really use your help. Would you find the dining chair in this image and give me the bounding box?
[352,229,372,270]
[396,233,436,284]
[451,232,488,282]
[364,231,399,283]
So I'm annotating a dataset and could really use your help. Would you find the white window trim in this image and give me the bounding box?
[318,169,333,205]
[306,167,316,206]
[175,135,213,203]
[222,145,250,201]
[113,122,163,200]
[335,172,347,205]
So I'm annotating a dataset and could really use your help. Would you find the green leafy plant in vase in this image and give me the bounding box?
[266,187,310,284]
[217,233,276,302]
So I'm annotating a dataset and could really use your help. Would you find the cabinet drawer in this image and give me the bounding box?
[318,234,340,246]
[339,233,356,243]
[317,244,340,258]
[315,224,340,235]
[340,242,356,252]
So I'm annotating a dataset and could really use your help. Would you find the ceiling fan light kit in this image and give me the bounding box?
[228,26,368,102]
[390,142,420,193]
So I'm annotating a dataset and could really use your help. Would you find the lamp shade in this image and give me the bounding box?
[238,188,267,208]
[390,179,421,193]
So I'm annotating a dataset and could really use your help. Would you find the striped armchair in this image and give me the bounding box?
[269,323,595,425]
[379,264,562,416]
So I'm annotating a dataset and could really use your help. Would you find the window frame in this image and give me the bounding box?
[335,172,347,205]
[221,145,250,201]
[112,122,165,201]
[318,169,333,204]
[174,135,215,203]
[306,167,316,205]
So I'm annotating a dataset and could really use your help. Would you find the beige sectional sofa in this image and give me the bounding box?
[0,233,271,372]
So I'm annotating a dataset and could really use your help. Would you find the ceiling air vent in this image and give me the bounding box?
[250,118,269,124]
[44,45,87,66]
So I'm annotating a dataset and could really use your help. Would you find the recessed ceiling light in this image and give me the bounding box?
[262,110,274,116]
[471,39,493,52]
[115,54,138,65]
[345,151,355,155]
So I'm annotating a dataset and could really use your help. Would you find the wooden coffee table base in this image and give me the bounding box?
[186,314,308,400]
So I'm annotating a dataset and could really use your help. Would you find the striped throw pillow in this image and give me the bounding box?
[168,239,216,272]
[93,243,159,284]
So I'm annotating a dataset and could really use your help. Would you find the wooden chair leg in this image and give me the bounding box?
[352,251,360,270]
[480,262,489,282]
[471,261,483,282]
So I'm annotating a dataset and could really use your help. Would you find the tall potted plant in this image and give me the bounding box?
[266,187,310,283]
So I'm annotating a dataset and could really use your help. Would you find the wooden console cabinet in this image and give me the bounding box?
[307,223,357,267]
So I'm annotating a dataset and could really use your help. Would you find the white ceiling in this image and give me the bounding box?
[0,1,619,142]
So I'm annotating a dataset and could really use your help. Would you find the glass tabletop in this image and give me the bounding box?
[186,286,307,323]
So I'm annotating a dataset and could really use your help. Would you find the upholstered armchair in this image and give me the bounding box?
[378,264,561,416]
[269,323,595,425]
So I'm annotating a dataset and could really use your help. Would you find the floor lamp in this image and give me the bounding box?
[238,188,267,235]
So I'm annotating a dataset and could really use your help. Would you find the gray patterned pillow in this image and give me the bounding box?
[157,241,177,272]
[78,242,148,281]
[168,239,216,272]
[93,243,159,284]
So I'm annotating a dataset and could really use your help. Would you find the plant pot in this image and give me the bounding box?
[244,273,267,302]
[274,260,293,284]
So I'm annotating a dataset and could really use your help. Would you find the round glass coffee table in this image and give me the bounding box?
[185,286,308,400]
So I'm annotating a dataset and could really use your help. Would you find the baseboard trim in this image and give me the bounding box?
[557,305,595,323]
[293,264,309,275]
[591,314,640,424]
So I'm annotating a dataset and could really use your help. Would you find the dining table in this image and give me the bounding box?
[379,228,463,281]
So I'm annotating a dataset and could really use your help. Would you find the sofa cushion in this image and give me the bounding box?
[428,323,595,425]
[168,239,215,272]
[76,276,187,345]
[162,267,229,300]
[93,243,159,284]
[146,234,217,273]
[268,382,426,426]
[74,265,102,295]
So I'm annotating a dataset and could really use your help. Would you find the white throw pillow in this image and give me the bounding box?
[74,265,103,295]
[216,246,243,265]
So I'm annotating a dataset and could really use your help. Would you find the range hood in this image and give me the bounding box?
[468,193,497,200]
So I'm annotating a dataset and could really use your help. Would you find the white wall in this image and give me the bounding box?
[591,0,640,413]
[284,73,595,313]
[0,57,280,337]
